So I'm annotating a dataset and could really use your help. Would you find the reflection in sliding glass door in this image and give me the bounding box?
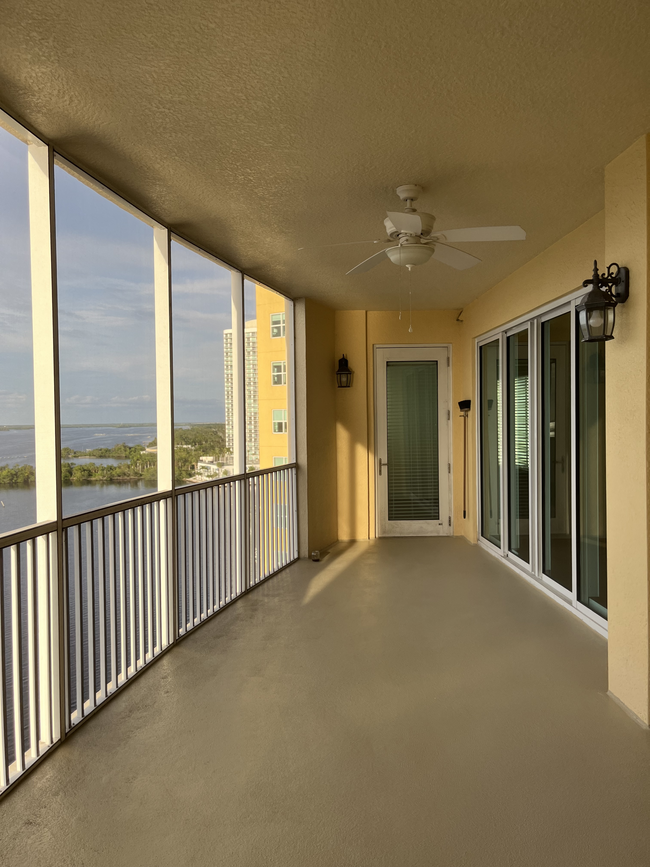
[480,339,501,547]
[542,313,572,591]
[507,329,530,564]
[577,336,607,618]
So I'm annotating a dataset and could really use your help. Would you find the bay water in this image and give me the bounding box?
[0,425,158,535]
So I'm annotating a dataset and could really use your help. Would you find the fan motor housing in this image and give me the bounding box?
[384,212,435,240]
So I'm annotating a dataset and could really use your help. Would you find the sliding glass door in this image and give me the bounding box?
[480,339,501,547]
[577,335,607,619]
[507,329,530,565]
[541,312,572,591]
[478,299,608,628]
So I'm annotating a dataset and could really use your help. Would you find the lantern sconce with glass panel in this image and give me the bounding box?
[336,355,353,387]
[576,260,629,342]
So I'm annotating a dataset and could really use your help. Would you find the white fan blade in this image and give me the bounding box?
[431,242,481,270]
[346,247,396,275]
[386,211,423,235]
[298,240,385,251]
[432,226,526,243]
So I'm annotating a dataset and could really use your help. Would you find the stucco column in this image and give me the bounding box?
[294,298,339,557]
[605,134,650,725]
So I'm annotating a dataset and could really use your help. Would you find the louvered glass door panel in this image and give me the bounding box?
[508,329,530,563]
[386,361,439,521]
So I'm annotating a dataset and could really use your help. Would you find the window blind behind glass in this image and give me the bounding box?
[386,361,439,521]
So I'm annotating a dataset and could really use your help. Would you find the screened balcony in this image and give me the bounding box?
[0,109,298,796]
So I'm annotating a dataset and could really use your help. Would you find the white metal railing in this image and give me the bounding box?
[248,466,297,585]
[176,478,246,634]
[0,464,298,795]
[176,465,298,636]
[62,496,173,730]
[0,526,60,790]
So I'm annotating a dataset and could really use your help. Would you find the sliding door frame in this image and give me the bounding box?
[475,290,607,636]
[503,321,535,577]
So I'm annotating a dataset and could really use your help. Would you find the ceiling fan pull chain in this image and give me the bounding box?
[399,245,403,319]
[408,264,413,333]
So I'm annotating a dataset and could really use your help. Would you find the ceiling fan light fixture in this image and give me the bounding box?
[386,245,434,267]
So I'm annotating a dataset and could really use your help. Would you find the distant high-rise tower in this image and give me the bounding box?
[223,321,259,468]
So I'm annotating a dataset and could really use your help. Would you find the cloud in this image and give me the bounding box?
[0,390,27,408]
[65,395,99,405]
[109,394,153,406]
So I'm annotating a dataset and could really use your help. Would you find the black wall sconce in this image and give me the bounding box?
[459,400,471,520]
[577,260,629,342]
[336,355,352,388]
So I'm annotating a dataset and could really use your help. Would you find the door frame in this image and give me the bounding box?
[374,343,453,538]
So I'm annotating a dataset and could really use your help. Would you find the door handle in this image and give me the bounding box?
[379,460,388,476]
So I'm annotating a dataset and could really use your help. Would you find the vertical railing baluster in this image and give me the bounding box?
[192,491,198,624]
[266,473,271,577]
[137,508,145,670]
[288,469,292,562]
[127,510,136,677]
[85,523,95,713]
[49,533,60,744]
[26,539,38,759]
[281,472,286,568]
[256,477,261,582]
[201,490,207,620]
[154,501,163,651]
[145,505,153,661]
[118,512,127,687]
[73,527,82,723]
[36,535,52,750]
[207,488,213,615]
[219,486,225,607]
[223,482,232,602]
[247,479,253,586]
[178,496,186,634]
[108,516,117,693]
[63,531,70,730]
[0,549,8,789]
[256,478,261,581]
[10,545,24,773]
[97,520,106,703]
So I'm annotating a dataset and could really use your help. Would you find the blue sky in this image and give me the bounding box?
[0,127,34,425]
[0,124,240,427]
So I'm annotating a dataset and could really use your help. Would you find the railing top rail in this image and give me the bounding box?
[175,463,297,495]
[61,489,173,528]
[175,473,245,495]
[1,463,298,544]
[0,520,58,547]
[245,463,297,479]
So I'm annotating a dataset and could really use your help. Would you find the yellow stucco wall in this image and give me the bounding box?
[604,135,650,724]
[297,298,338,555]
[334,310,465,540]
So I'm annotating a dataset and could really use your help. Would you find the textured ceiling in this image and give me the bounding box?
[1,1,649,309]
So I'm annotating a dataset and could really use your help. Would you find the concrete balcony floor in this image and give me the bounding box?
[1,538,650,866]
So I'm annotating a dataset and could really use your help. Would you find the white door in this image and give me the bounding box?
[376,345,451,537]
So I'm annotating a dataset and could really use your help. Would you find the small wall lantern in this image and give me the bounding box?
[336,355,352,388]
[577,260,629,342]
[458,400,471,520]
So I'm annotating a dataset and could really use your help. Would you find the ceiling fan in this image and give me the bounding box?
[333,185,526,275]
